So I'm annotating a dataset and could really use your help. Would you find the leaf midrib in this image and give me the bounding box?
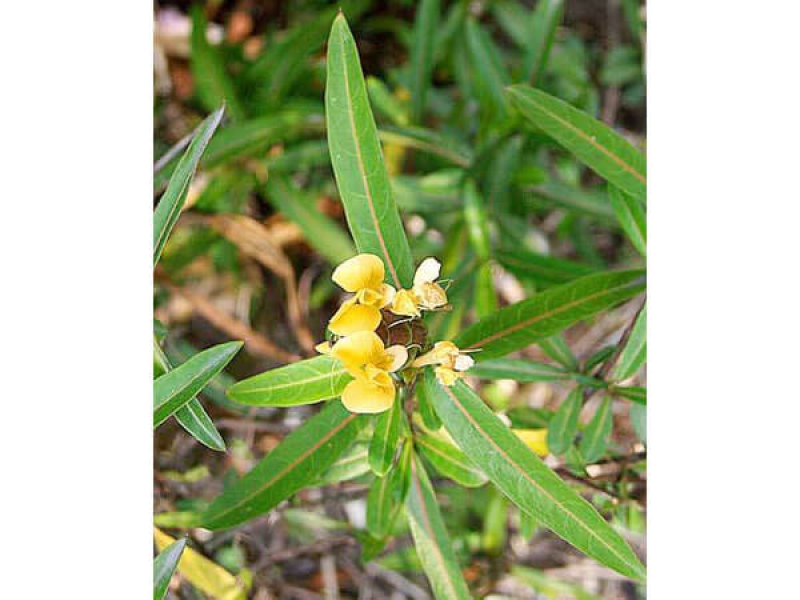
[442,384,643,578]
[232,366,348,397]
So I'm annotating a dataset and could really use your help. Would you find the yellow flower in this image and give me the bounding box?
[328,254,396,336]
[330,331,408,413]
[514,429,549,457]
[390,257,448,317]
[413,341,474,386]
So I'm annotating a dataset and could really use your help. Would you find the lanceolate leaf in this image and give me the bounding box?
[203,401,362,529]
[455,270,645,360]
[153,106,224,267]
[547,387,583,455]
[496,247,597,286]
[609,185,646,257]
[507,85,646,202]
[367,471,396,539]
[264,173,356,266]
[226,356,352,407]
[579,396,614,462]
[326,14,414,288]
[153,538,186,600]
[539,334,579,371]
[425,375,645,580]
[465,17,509,119]
[405,454,472,599]
[613,386,646,405]
[416,433,487,488]
[612,303,647,381]
[409,0,440,124]
[369,400,403,476]
[154,341,242,428]
[378,126,472,167]
[522,0,565,85]
[469,359,570,383]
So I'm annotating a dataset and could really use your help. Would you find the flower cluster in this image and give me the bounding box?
[318,253,472,413]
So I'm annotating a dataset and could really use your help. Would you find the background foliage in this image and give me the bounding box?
[154,1,646,598]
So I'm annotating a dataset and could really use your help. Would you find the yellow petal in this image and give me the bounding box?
[435,365,461,386]
[315,341,332,355]
[414,282,448,310]
[341,377,395,413]
[379,283,396,307]
[328,300,381,336]
[413,257,441,286]
[382,345,408,372]
[332,254,385,292]
[514,429,549,457]
[390,289,420,317]
[331,330,385,374]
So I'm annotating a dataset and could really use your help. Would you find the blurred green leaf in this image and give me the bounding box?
[153,106,224,268]
[465,17,509,120]
[264,173,356,265]
[319,442,370,485]
[508,85,646,201]
[539,334,579,370]
[154,341,242,428]
[227,356,351,407]
[153,538,186,600]
[405,453,472,599]
[455,270,645,360]
[511,565,599,600]
[379,126,472,167]
[522,0,565,85]
[190,7,244,121]
[416,433,487,488]
[409,0,440,124]
[463,180,491,261]
[370,399,403,476]
[614,385,646,405]
[609,185,646,257]
[630,402,646,444]
[469,358,570,382]
[528,181,616,222]
[578,396,613,462]
[496,246,597,287]
[416,371,443,430]
[547,387,582,455]
[367,77,409,126]
[612,303,647,381]
[203,400,362,529]
[425,373,645,580]
[326,13,415,288]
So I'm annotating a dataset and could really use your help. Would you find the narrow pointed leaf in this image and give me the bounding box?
[366,473,395,538]
[326,14,414,288]
[409,0,440,124]
[226,356,352,407]
[203,400,362,529]
[416,372,443,430]
[465,17,508,118]
[547,387,583,455]
[369,400,403,476]
[609,185,646,256]
[522,0,565,85]
[416,434,487,488]
[508,85,646,201]
[378,126,472,167]
[405,454,472,599]
[153,105,224,267]
[319,443,370,485]
[539,334,579,370]
[154,537,186,600]
[612,303,647,381]
[265,173,356,266]
[469,359,570,383]
[154,341,242,428]
[579,397,614,462]
[425,374,645,580]
[496,247,597,287]
[630,403,646,444]
[455,270,645,360]
[613,386,646,405]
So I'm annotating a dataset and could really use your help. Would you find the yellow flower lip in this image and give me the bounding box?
[413,341,474,386]
[329,331,408,413]
[329,254,397,335]
[389,257,448,317]
[514,428,549,457]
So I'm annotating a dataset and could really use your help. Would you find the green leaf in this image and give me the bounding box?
[416,433,487,488]
[153,106,224,267]
[425,375,645,580]
[630,403,646,444]
[264,173,356,265]
[416,373,443,430]
[326,13,414,289]
[578,396,613,462]
[496,246,597,287]
[482,487,509,555]
[528,181,616,222]
[547,387,583,455]
[508,85,646,202]
[202,401,362,529]
[190,7,244,121]
[465,17,508,119]
[609,185,646,256]
[153,538,186,600]
[319,443,370,485]
[512,565,599,600]
[486,135,523,211]
[469,359,570,383]
[379,126,472,167]
[405,454,472,599]
[522,0,565,85]
[154,341,242,428]
[175,400,226,452]
[369,399,403,476]
[409,0,440,124]
[226,356,352,407]
[474,262,498,318]
[612,303,646,381]
[463,180,491,261]
[519,509,538,540]
[367,472,395,539]
[613,386,646,405]
[455,270,645,360]
[539,334,579,370]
